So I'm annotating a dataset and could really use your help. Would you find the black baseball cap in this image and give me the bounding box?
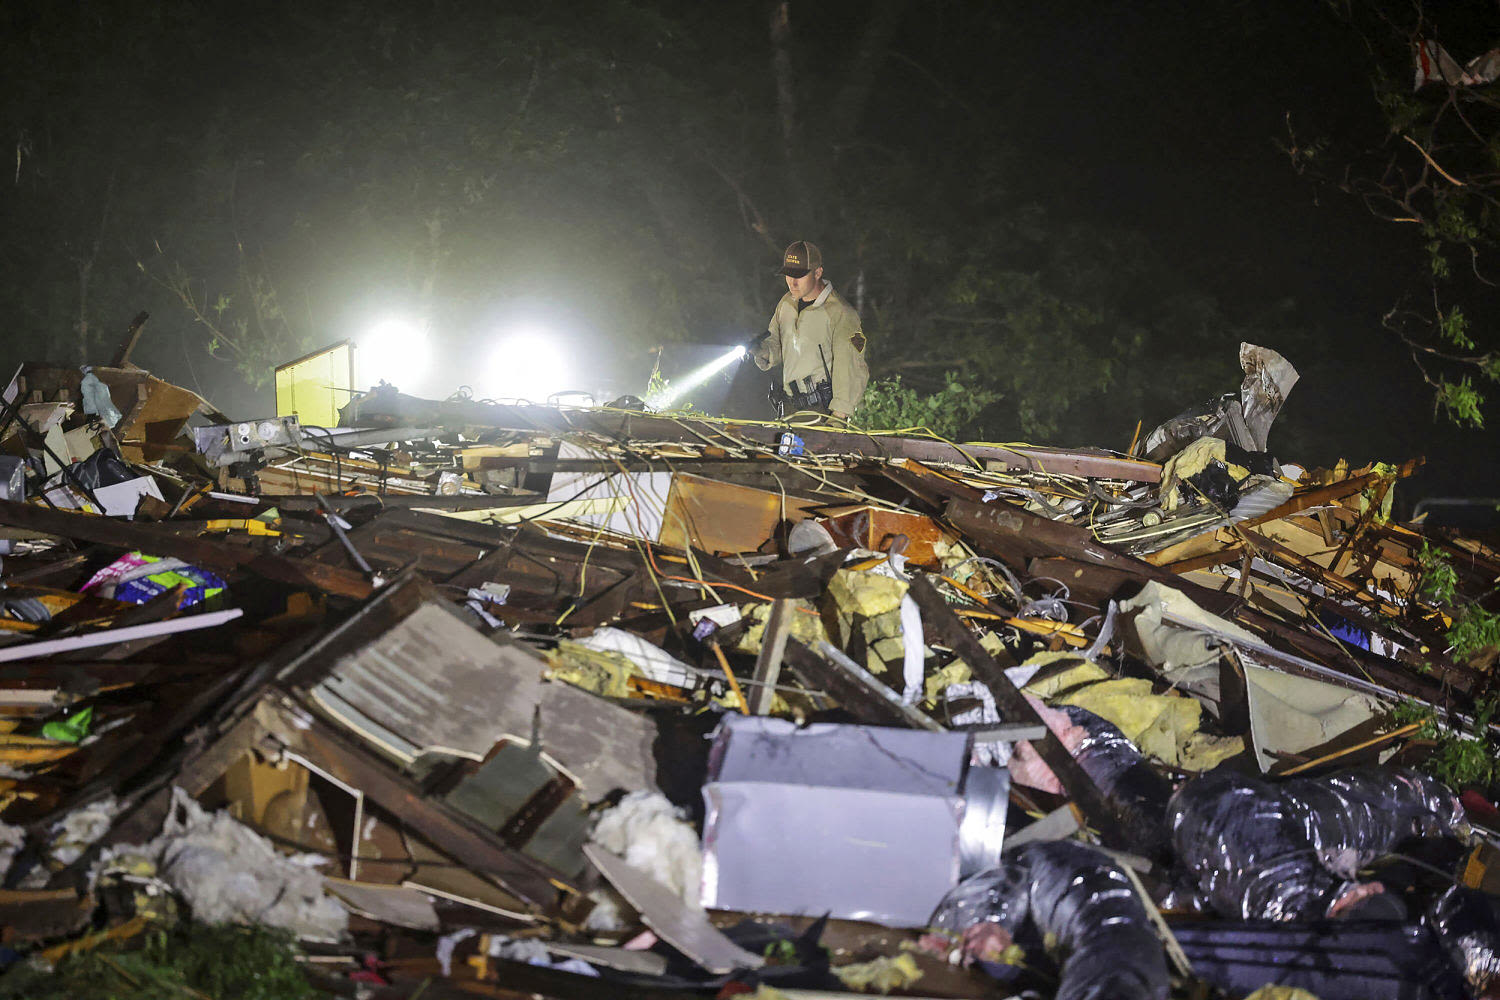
[779,240,823,278]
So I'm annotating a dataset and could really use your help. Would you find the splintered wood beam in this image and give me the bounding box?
[1158,545,1246,575]
[263,493,543,512]
[1235,468,1400,529]
[906,574,1126,848]
[781,637,942,730]
[0,500,373,599]
[109,311,150,368]
[335,396,1164,481]
[747,598,793,715]
[1242,528,1406,619]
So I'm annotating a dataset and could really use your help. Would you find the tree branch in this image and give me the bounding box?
[703,156,781,256]
[72,169,116,362]
[1402,133,1465,186]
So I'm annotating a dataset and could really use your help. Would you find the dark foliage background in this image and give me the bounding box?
[0,0,1494,505]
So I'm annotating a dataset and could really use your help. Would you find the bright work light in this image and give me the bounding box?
[487,328,570,402]
[359,317,429,388]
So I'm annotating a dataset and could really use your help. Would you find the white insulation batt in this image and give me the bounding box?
[119,786,347,941]
[590,791,703,907]
[584,791,702,932]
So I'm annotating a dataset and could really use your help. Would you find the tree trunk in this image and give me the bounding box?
[75,170,116,363]
[769,1,798,172]
[827,0,908,156]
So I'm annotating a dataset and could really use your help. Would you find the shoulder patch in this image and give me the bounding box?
[850,333,866,353]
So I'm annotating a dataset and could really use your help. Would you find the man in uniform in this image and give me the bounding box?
[752,240,869,421]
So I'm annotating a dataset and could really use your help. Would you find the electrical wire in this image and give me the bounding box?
[560,444,818,612]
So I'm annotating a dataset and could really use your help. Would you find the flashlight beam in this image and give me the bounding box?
[646,345,747,410]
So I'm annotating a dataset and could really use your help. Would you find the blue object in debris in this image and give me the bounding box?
[778,432,805,457]
[1325,615,1372,651]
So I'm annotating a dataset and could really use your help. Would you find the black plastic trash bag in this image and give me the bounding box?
[69,447,136,490]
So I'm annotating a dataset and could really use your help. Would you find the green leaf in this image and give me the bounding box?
[1434,376,1485,428]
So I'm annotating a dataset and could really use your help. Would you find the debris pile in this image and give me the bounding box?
[0,345,1497,999]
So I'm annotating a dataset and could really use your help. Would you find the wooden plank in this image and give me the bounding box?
[0,500,372,599]
[262,493,543,512]
[781,638,941,730]
[1143,527,1235,568]
[1004,805,1081,850]
[906,575,1126,848]
[0,552,90,586]
[946,496,1140,568]
[335,396,1164,482]
[0,888,89,941]
[1158,544,1245,575]
[542,942,667,976]
[0,609,242,663]
[748,599,794,715]
[658,473,820,554]
[583,844,764,975]
[531,457,869,494]
[109,311,150,368]
[965,722,1049,742]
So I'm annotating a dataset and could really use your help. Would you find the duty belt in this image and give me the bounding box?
[769,378,833,419]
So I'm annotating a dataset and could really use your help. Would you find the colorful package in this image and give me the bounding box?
[80,551,227,609]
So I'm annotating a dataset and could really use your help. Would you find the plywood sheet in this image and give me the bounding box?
[659,473,819,554]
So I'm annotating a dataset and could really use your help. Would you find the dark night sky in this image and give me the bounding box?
[4,0,1495,508]
[959,0,1492,506]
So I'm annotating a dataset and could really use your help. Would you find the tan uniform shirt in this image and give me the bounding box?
[752,281,869,415]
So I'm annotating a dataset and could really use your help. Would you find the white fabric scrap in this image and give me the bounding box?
[489,935,599,977]
[0,821,26,885]
[945,681,1012,767]
[577,627,699,687]
[436,927,478,976]
[868,553,927,704]
[898,595,925,704]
